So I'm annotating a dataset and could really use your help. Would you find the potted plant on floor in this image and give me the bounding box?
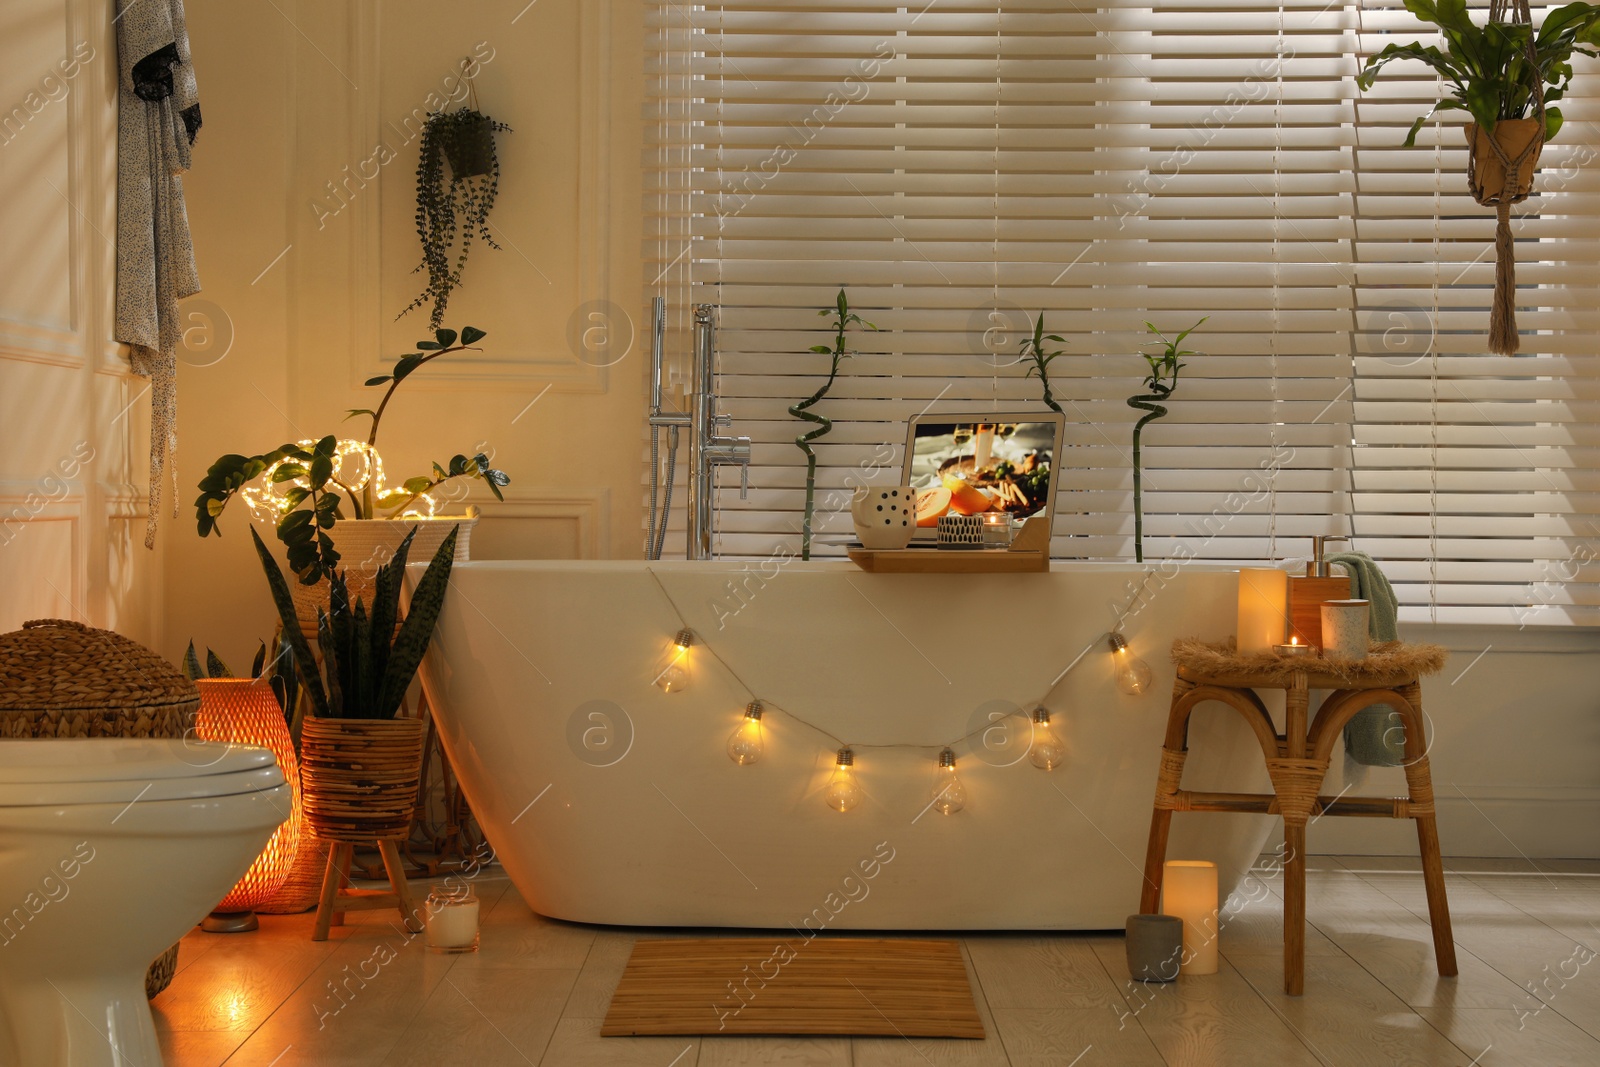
[194,326,508,629]
[1356,0,1600,353]
[252,523,457,935]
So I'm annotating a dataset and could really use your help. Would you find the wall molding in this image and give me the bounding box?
[474,487,610,560]
[336,0,613,394]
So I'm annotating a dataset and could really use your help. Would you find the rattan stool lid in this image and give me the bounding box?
[0,619,198,714]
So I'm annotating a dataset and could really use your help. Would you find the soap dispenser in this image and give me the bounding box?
[1287,535,1355,648]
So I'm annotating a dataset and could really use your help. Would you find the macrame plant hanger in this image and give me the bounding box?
[1477,0,1545,355]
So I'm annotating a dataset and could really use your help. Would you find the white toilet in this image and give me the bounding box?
[0,737,290,1067]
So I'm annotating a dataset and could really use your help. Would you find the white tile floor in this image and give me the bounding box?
[151,854,1600,1066]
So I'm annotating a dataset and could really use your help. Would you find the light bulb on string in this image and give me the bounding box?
[824,747,862,813]
[932,748,966,815]
[1029,707,1066,771]
[653,629,694,693]
[727,701,764,765]
[1108,632,1154,696]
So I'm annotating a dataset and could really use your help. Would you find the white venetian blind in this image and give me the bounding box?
[646,1,1600,626]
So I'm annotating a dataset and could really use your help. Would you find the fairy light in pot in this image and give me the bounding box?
[727,700,764,765]
[824,748,862,812]
[654,628,694,693]
[931,748,966,815]
[1108,632,1154,696]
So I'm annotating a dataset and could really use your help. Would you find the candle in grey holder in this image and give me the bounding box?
[1125,913,1184,983]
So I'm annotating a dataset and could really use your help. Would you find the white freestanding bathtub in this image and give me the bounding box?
[419,560,1276,929]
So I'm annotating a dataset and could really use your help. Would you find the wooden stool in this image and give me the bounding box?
[1139,640,1457,995]
[313,838,423,940]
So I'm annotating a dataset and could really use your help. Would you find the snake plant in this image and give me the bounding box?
[792,288,876,559]
[251,523,457,719]
[1130,318,1204,563]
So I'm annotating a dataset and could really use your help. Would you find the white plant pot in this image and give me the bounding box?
[288,514,477,635]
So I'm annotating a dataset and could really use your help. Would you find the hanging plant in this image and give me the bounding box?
[792,288,876,560]
[1129,318,1204,564]
[1357,1,1600,354]
[400,108,511,329]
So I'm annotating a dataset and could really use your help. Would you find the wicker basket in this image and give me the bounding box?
[300,718,426,843]
[0,619,195,998]
[288,515,475,638]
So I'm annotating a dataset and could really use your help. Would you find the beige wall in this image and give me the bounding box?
[170,0,646,668]
[0,0,159,642]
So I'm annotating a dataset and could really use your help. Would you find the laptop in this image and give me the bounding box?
[901,410,1066,544]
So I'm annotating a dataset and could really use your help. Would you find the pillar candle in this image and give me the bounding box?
[1236,568,1289,653]
[1162,860,1219,975]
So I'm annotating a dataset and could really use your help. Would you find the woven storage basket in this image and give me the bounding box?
[300,717,426,843]
[0,619,197,998]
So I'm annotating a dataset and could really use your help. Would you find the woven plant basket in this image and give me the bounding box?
[1466,119,1543,206]
[300,717,426,843]
[288,515,475,638]
[0,619,195,998]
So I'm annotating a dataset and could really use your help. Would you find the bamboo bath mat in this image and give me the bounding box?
[601,937,984,1038]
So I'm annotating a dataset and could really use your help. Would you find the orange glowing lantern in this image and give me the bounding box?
[194,678,302,931]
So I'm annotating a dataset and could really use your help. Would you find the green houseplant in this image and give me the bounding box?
[194,326,508,587]
[1017,311,1067,418]
[792,288,876,560]
[401,109,511,328]
[1356,0,1600,353]
[1129,318,1204,563]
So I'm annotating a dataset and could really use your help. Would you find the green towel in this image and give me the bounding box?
[1327,551,1405,766]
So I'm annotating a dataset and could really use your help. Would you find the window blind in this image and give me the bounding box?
[646,1,1600,626]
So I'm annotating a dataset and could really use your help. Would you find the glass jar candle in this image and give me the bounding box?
[424,884,480,953]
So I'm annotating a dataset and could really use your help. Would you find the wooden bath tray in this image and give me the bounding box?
[846,516,1050,573]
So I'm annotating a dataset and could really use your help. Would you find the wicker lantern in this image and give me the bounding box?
[0,619,199,997]
[194,678,302,931]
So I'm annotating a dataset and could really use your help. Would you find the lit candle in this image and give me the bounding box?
[1162,860,1219,975]
[424,885,480,953]
[1236,568,1289,653]
[1274,635,1313,657]
[982,512,1011,546]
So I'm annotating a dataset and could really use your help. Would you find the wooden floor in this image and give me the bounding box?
[152,854,1600,1066]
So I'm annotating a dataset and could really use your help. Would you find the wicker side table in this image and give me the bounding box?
[1139,639,1458,996]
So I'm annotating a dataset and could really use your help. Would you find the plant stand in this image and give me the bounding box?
[301,717,427,940]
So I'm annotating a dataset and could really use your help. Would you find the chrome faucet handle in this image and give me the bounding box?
[712,413,733,428]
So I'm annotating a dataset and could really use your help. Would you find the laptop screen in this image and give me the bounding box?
[905,414,1063,530]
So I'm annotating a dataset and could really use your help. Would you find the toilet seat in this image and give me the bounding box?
[0,738,286,807]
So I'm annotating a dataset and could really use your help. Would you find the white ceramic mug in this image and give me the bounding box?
[851,484,917,549]
[1320,599,1370,660]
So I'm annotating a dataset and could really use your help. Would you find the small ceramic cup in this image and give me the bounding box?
[1125,913,1184,983]
[850,484,916,550]
[1320,599,1371,660]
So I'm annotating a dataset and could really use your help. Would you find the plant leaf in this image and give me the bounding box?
[205,649,233,679]
[249,526,330,717]
[435,328,459,348]
[374,527,456,718]
[460,326,486,345]
[182,641,202,682]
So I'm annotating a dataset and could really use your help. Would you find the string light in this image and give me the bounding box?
[239,438,446,522]
[654,629,694,693]
[932,748,966,815]
[1029,707,1066,771]
[824,748,862,812]
[727,700,764,765]
[638,570,1188,807]
[1108,632,1154,696]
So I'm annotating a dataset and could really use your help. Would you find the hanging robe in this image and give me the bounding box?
[114,0,202,548]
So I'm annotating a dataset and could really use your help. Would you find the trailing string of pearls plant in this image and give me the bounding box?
[645,569,1156,816]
